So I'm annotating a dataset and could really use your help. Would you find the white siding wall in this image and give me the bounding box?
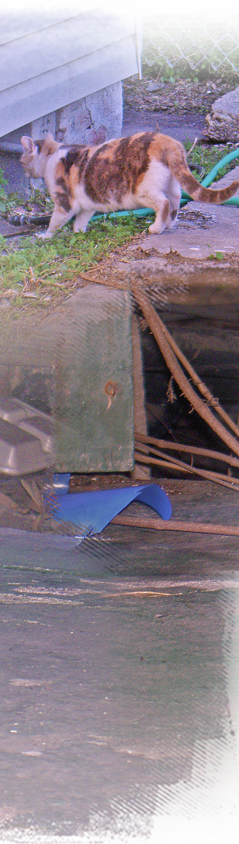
[0,4,140,137]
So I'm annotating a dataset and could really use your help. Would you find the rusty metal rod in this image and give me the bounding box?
[131,282,239,459]
[111,514,239,536]
[138,288,239,441]
[134,441,239,486]
[135,431,239,470]
[134,450,239,491]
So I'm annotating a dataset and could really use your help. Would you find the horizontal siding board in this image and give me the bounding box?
[0,38,138,137]
[0,11,135,92]
[0,2,98,44]
[0,7,140,138]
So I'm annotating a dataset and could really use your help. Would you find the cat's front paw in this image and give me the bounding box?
[36,230,53,240]
[148,222,163,234]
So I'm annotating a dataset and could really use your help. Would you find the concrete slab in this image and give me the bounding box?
[139,203,239,260]
[0,519,238,841]
[134,166,239,261]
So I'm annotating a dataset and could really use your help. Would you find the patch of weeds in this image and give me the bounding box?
[185,140,237,182]
[0,167,25,216]
[25,189,53,214]
[208,251,224,261]
[0,214,147,303]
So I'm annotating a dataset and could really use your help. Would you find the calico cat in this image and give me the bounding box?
[20,131,239,239]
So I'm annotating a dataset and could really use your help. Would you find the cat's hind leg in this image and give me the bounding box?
[73,210,94,233]
[147,196,171,234]
[167,177,181,229]
[139,170,181,233]
[148,193,181,233]
[167,205,179,228]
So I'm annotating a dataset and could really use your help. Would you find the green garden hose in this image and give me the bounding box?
[181,147,239,207]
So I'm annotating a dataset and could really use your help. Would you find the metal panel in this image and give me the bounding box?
[0,2,100,44]
[0,38,138,137]
[0,285,134,473]
[0,5,140,139]
[53,285,134,473]
[0,10,135,92]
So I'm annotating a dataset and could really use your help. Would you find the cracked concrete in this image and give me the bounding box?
[37,82,123,146]
[0,512,238,838]
[136,202,239,261]
[129,167,239,262]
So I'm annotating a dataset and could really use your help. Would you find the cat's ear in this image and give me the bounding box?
[43,134,59,154]
[21,136,37,153]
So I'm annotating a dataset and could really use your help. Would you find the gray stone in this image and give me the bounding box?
[205,86,239,141]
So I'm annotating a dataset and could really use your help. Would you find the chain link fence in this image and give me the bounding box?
[142,14,239,76]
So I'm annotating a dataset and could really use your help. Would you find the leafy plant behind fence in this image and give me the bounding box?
[143,0,239,81]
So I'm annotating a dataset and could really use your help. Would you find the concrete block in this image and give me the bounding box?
[31,111,56,140]
[31,81,123,145]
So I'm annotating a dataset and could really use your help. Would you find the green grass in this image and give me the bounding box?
[184,140,237,181]
[0,214,147,304]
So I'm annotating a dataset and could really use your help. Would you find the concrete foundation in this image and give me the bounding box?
[31,82,123,144]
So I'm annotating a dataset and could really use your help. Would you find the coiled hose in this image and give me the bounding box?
[181,147,239,207]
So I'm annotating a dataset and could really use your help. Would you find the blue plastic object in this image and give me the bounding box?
[47,477,172,537]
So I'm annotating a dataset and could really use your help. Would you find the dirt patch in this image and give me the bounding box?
[123,75,238,117]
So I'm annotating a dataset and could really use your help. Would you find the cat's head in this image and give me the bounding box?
[20,134,59,177]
